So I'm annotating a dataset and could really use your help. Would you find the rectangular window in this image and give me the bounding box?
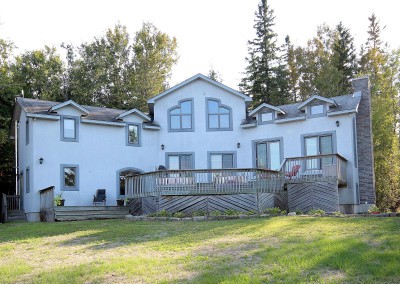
[26,119,29,145]
[207,99,232,131]
[210,153,234,169]
[261,112,273,123]
[304,134,333,169]
[126,123,140,146]
[310,104,325,117]
[256,140,281,170]
[167,154,193,170]
[61,116,78,142]
[169,100,193,132]
[61,165,79,191]
[26,167,30,193]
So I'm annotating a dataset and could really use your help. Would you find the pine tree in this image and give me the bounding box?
[359,14,400,211]
[240,0,288,106]
[332,22,357,94]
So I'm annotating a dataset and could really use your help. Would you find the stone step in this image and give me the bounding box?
[54,206,130,221]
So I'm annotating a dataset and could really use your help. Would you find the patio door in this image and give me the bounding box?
[210,154,234,169]
[256,140,281,170]
[304,135,333,169]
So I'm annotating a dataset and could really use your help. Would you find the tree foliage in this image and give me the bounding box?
[241,0,288,106]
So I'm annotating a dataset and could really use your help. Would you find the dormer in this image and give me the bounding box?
[48,100,89,117]
[248,103,286,125]
[297,95,337,118]
[115,109,160,130]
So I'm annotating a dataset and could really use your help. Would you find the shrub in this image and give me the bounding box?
[210,211,222,216]
[368,205,380,214]
[225,209,240,216]
[172,212,186,218]
[192,210,206,217]
[295,209,303,215]
[308,209,325,216]
[264,207,283,215]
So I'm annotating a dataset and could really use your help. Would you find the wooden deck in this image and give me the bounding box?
[125,154,347,198]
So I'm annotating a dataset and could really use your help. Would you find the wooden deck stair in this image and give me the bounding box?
[7,210,27,222]
[55,206,129,221]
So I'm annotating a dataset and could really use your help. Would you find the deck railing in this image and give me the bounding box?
[281,154,347,185]
[6,195,21,210]
[126,168,284,198]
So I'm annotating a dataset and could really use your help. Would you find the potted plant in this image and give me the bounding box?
[368,205,380,214]
[124,197,130,206]
[54,193,65,206]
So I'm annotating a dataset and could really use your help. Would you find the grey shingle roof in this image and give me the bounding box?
[253,94,361,121]
[17,97,127,122]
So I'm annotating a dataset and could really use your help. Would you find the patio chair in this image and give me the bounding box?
[93,189,106,206]
[285,165,301,179]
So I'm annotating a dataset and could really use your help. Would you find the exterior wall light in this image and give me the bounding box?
[237,142,241,148]
[161,144,165,150]
[336,120,340,127]
[39,157,44,164]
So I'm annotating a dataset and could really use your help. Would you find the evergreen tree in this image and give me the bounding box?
[207,66,223,83]
[332,22,357,94]
[240,0,288,106]
[359,14,400,211]
[283,36,300,102]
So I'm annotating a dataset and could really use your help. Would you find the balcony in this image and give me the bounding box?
[281,154,347,186]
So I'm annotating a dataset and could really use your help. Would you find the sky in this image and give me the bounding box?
[1,0,399,89]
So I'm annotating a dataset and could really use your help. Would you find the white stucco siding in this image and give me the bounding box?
[153,79,247,168]
[28,113,158,210]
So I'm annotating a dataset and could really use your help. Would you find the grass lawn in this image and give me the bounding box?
[0,217,399,283]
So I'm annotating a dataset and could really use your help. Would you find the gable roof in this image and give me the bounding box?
[248,103,285,117]
[48,100,89,115]
[297,95,337,110]
[147,73,252,104]
[248,93,361,123]
[15,97,146,123]
[115,109,151,121]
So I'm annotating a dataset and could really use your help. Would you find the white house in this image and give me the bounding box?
[11,74,375,221]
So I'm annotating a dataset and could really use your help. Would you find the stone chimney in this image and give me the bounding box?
[352,76,376,205]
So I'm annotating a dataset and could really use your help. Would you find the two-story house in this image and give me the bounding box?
[11,74,375,221]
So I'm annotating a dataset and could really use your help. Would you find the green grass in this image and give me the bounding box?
[0,217,399,283]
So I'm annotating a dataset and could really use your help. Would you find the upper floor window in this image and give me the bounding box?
[259,111,274,124]
[167,153,194,170]
[207,99,232,131]
[210,153,235,169]
[126,123,141,146]
[169,99,193,132]
[26,119,29,145]
[310,104,325,117]
[61,116,79,142]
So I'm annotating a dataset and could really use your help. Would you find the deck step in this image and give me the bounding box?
[54,206,129,221]
[7,210,27,221]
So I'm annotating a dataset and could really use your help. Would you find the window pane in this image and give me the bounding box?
[208,100,219,113]
[169,156,180,170]
[311,105,324,115]
[220,115,230,128]
[261,112,273,122]
[64,167,76,187]
[269,141,280,170]
[209,115,219,128]
[256,143,267,168]
[170,108,180,115]
[305,137,318,156]
[170,116,181,129]
[219,107,230,114]
[222,154,234,169]
[181,115,192,129]
[320,135,333,166]
[180,101,191,114]
[128,125,138,144]
[180,155,192,169]
[210,154,222,169]
[63,118,75,138]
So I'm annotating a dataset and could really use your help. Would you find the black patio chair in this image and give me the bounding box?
[93,189,106,206]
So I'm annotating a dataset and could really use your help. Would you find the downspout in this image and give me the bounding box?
[14,120,19,195]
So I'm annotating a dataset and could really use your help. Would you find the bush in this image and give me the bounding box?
[295,209,303,215]
[192,210,206,217]
[308,209,325,216]
[368,205,380,214]
[225,209,240,216]
[148,210,171,217]
[264,207,283,215]
[172,212,186,218]
[210,211,222,216]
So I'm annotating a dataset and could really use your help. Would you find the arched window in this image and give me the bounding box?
[168,99,193,131]
[207,99,232,131]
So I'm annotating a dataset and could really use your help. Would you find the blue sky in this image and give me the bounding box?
[1,0,398,88]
